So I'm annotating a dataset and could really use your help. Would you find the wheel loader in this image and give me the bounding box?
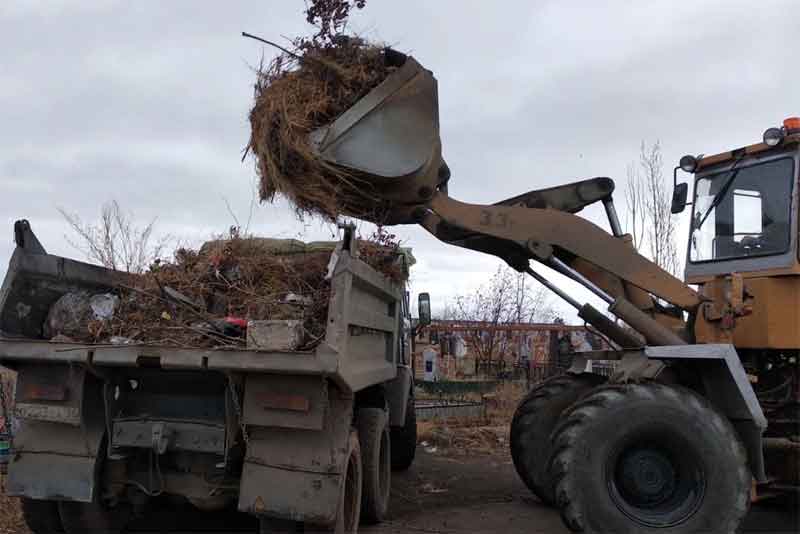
[304,51,800,533]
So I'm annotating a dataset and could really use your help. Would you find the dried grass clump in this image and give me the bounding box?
[0,481,27,534]
[66,231,405,350]
[246,37,397,221]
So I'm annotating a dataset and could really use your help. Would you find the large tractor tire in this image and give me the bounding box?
[510,374,603,506]
[550,383,751,534]
[58,500,130,534]
[357,408,391,524]
[390,394,416,472]
[21,498,64,533]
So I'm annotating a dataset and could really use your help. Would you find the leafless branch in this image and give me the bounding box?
[58,200,171,274]
[624,140,680,276]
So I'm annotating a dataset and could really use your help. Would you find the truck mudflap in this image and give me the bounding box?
[238,388,353,523]
[6,418,104,502]
[6,363,106,502]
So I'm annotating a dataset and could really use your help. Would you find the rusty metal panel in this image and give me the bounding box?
[0,340,90,365]
[238,463,341,523]
[6,453,96,502]
[328,253,401,393]
[14,363,84,426]
[0,244,129,339]
[112,419,226,455]
[238,390,352,522]
[8,414,105,501]
[243,375,327,430]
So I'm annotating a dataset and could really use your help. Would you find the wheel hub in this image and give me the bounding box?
[607,435,706,528]
[619,448,676,506]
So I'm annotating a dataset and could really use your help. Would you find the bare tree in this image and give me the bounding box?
[624,141,680,275]
[441,266,554,363]
[58,200,170,273]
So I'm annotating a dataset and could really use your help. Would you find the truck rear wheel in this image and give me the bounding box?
[317,430,362,533]
[510,374,602,506]
[550,383,751,533]
[58,500,130,534]
[390,395,416,471]
[357,407,391,524]
[21,498,64,533]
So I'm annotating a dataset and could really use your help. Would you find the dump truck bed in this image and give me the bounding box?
[0,221,402,393]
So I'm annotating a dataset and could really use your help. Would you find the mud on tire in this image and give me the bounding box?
[550,383,751,534]
[509,374,603,506]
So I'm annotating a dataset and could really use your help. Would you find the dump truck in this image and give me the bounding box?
[292,50,799,533]
[0,222,426,533]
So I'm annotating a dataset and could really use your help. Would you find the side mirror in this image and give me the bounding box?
[671,182,688,214]
[417,293,431,327]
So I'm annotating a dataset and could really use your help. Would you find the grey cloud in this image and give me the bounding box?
[2,0,798,321]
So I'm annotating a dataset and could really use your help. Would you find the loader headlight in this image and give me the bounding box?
[763,127,784,147]
[679,155,698,173]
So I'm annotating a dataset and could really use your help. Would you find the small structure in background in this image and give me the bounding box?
[414,320,609,382]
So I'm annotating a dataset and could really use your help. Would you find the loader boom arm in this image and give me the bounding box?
[417,187,701,311]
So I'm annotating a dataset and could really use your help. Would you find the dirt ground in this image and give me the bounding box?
[2,445,798,534]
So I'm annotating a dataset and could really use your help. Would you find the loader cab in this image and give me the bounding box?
[678,119,800,283]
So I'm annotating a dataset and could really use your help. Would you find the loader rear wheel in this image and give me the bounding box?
[21,498,64,533]
[550,383,751,533]
[58,500,130,534]
[390,394,416,471]
[357,408,391,524]
[510,374,602,506]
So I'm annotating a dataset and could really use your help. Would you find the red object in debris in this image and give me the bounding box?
[225,317,249,329]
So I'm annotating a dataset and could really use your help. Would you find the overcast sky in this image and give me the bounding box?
[2,0,798,320]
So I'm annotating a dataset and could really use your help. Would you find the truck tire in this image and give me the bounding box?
[314,430,362,534]
[510,374,602,506]
[390,395,416,471]
[550,383,751,533]
[58,501,130,534]
[21,498,64,533]
[357,408,391,524]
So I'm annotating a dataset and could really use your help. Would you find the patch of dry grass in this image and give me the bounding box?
[0,477,26,534]
[416,381,530,457]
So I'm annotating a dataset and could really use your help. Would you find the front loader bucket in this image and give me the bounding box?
[309,51,448,222]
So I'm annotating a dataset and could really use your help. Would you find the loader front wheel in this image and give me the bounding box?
[510,374,602,506]
[550,383,751,533]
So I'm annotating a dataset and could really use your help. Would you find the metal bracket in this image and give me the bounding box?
[151,422,172,455]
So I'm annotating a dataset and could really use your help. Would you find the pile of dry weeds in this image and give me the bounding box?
[245,0,397,221]
[58,231,405,350]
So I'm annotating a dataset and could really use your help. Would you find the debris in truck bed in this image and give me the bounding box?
[57,231,406,350]
[245,0,397,221]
